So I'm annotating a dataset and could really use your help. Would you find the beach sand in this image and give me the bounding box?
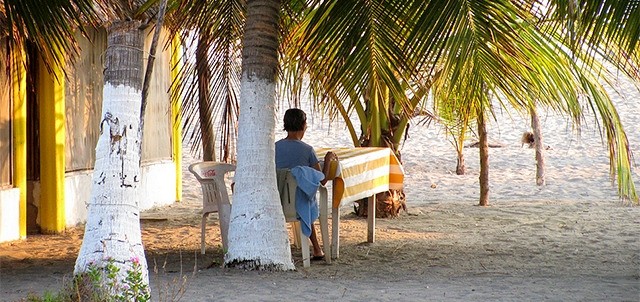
[2,77,640,301]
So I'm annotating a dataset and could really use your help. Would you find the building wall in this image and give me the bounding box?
[0,188,20,242]
[0,26,181,242]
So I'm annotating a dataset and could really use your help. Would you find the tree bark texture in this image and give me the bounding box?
[224,0,294,271]
[477,109,489,206]
[197,35,216,161]
[456,149,466,175]
[74,21,149,289]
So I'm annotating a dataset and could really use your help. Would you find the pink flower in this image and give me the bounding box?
[131,256,139,264]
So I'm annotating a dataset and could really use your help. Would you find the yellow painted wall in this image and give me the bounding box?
[12,48,27,239]
[38,56,66,233]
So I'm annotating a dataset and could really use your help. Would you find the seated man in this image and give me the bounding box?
[275,108,336,260]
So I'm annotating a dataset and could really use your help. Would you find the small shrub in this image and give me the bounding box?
[24,258,150,302]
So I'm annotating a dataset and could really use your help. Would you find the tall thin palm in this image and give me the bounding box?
[169,0,244,162]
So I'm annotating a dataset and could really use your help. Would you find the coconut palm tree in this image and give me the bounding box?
[222,0,296,270]
[74,0,169,294]
[3,0,163,294]
[2,0,164,295]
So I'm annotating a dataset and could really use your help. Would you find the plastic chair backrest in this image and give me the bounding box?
[189,162,235,214]
[276,169,298,220]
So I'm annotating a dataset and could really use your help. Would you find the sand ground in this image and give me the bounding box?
[1,197,639,301]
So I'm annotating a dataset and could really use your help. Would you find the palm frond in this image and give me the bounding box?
[406,0,637,201]
[2,0,102,70]
[284,0,423,146]
[168,0,245,162]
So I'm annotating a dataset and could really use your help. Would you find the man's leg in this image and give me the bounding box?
[309,223,324,257]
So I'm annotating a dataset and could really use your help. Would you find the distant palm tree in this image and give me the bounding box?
[407,0,637,205]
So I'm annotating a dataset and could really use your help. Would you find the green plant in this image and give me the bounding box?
[23,258,151,302]
[95,257,151,302]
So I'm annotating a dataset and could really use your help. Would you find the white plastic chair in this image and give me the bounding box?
[188,162,235,254]
[276,169,331,267]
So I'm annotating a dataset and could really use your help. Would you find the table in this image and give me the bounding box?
[315,147,404,259]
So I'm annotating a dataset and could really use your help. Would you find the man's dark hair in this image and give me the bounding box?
[283,108,306,131]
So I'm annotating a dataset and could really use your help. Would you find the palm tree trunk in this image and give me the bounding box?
[455,125,467,175]
[196,35,216,161]
[477,109,489,206]
[530,106,545,186]
[456,148,466,175]
[224,0,294,270]
[74,21,149,290]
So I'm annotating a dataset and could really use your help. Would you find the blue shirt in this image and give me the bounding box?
[275,139,319,169]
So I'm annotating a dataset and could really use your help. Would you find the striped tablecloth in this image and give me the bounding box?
[316,147,404,208]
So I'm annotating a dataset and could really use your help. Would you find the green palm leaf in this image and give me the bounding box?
[2,0,101,69]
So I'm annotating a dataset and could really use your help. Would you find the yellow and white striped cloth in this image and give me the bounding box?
[316,147,404,208]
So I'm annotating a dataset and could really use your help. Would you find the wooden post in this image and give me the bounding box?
[367,195,375,242]
[171,35,183,202]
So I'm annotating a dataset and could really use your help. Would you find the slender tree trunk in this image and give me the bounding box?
[477,109,489,206]
[456,149,466,175]
[75,21,150,291]
[224,0,294,270]
[530,106,545,186]
[196,35,216,161]
[455,124,467,175]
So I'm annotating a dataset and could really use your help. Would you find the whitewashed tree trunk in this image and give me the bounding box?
[74,21,149,289]
[224,0,294,270]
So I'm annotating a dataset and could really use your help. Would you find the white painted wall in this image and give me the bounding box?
[139,160,177,210]
[63,160,176,227]
[0,188,20,242]
[64,170,92,227]
[0,160,176,242]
